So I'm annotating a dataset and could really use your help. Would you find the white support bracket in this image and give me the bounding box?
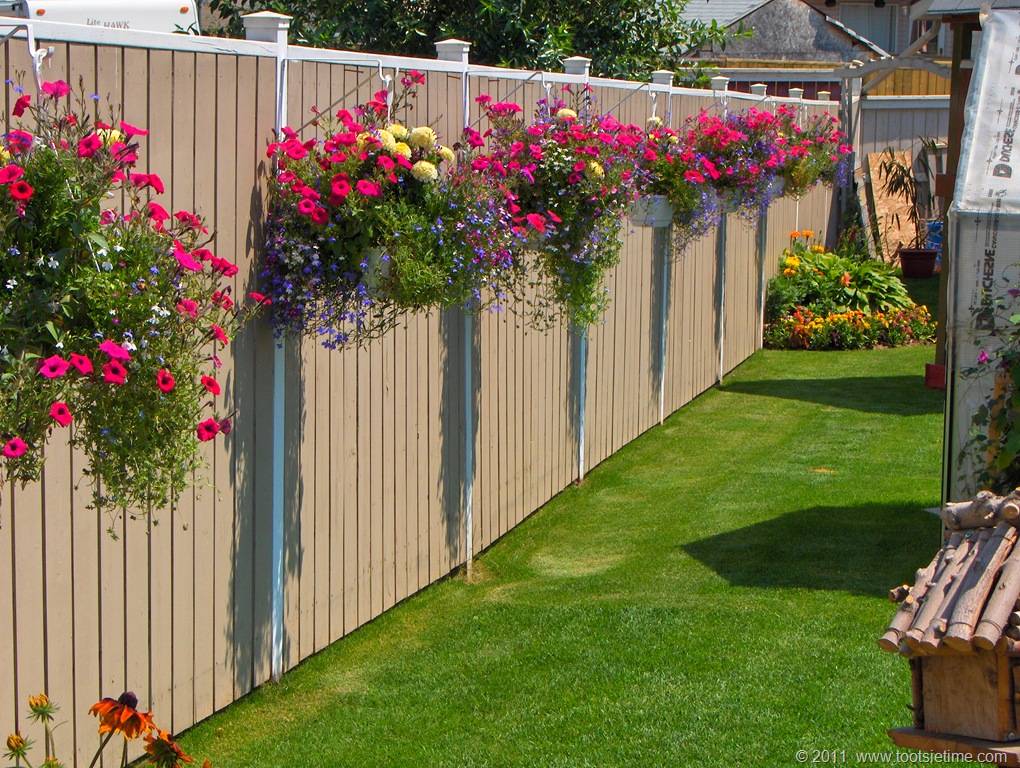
[0,21,53,91]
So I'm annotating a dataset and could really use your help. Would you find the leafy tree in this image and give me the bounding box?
[206,0,731,82]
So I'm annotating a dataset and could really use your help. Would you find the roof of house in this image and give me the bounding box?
[920,0,1020,16]
[680,0,772,26]
[880,491,1020,655]
[681,0,889,57]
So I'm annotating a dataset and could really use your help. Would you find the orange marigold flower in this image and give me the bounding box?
[789,230,801,239]
[144,728,194,767]
[801,229,815,239]
[89,691,156,740]
[840,272,851,287]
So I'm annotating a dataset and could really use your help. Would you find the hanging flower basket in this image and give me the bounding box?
[629,194,674,228]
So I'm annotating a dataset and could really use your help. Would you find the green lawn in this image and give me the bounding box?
[181,344,944,767]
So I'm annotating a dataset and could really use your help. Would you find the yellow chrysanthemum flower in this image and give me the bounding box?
[586,161,605,179]
[438,145,456,164]
[377,129,397,153]
[409,126,437,149]
[356,131,373,150]
[387,123,409,140]
[556,107,578,120]
[0,146,10,162]
[411,160,439,182]
[393,142,412,159]
[98,128,124,147]
[647,115,663,128]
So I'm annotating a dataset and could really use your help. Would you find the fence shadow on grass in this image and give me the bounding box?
[683,503,940,598]
[721,374,944,417]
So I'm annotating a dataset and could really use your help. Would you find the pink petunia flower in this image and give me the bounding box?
[102,360,128,385]
[201,375,221,396]
[210,324,230,345]
[77,133,103,158]
[174,247,204,273]
[119,120,148,138]
[9,180,33,201]
[39,355,70,379]
[356,179,382,197]
[176,298,199,319]
[98,339,132,361]
[978,349,991,365]
[2,436,27,458]
[69,353,93,375]
[196,418,220,442]
[525,213,547,234]
[0,165,24,185]
[49,401,73,427]
[12,94,30,117]
[156,368,176,393]
[41,80,70,99]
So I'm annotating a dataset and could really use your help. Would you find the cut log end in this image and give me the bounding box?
[879,632,901,652]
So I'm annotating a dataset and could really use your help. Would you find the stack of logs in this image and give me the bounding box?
[880,490,1020,654]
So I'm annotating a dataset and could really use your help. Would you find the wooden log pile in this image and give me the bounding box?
[880,490,1020,655]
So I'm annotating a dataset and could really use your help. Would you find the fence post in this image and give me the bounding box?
[435,38,476,573]
[651,69,674,424]
[243,10,291,683]
[789,88,805,232]
[563,55,592,479]
[712,75,729,383]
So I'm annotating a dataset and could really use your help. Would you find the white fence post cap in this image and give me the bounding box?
[789,87,805,100]
[242,11,291,43]
[750,83,768,96]
[817,90,832,101]
[650,70,674,86]
[435,39,471,64]
[710,75,729,92]
[563,56,591,76]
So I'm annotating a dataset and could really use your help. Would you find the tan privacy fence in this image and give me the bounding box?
[0,21,835,765]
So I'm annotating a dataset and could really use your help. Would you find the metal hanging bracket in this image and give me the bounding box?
[0,22,53,92]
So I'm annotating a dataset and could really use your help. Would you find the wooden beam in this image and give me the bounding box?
[889,728,1020,765]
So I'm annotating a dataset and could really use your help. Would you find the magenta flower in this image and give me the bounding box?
[49,401,73,427]
[119,120,148,138]
[356,179,382,198]
[39,355,70,379]
[978,349,991,365]
[69,353,94,375]
[98,339,132,361]
[174,247,203,273]
[210,324,230,345]
[196,418,220,442]
[176,298,199,319]
[77,133,103,158]
[102,360,128,385]
[2,436,27,459]
[201,375,221,396]
[40,80,70,99]
[156,368,176,393]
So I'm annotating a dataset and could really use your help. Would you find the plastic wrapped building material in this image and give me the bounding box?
[946,9,1020,500]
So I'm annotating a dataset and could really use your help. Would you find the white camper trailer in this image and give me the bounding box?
[0,0,199,33]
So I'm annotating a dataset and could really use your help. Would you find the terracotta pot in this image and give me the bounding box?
[629,195,674,228]
[898,247,938,279]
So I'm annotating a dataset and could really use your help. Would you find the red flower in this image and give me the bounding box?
[2,437,27,459]
[176,298,199,319]
[129,173,165,194]
[98,339,132,361]
[156,368,175,393]
[147,202,170,227]
[196,418,220,442]
[201,375,221,396]
[40,80,70,99]
[119,120,148,138]
[102,360,128,385]
[69,353,93,375]
[39,355,70,379]
[9,180,33,201]
[12,94,30,117]
[210,324,229,345]
[77,133,102,158]
[174,247,203,273]
[356,179,382,197]
[525,213,547,234]
[49,401,72,427]
[0,165,24,185]
[249,291,272,306]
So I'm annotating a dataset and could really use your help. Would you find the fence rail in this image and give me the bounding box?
[0,22,835,765]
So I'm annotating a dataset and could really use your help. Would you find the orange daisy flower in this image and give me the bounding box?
[89,691,156,740]
[144,728,194,767]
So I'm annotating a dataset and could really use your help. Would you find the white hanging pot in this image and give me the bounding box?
[629,195,674,228]
[361,246,391,294]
